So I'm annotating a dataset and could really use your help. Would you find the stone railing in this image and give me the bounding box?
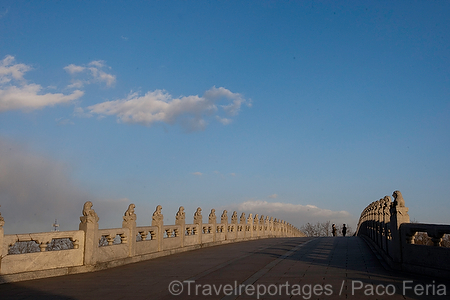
[0,202,304,283]
[356,190,450,278]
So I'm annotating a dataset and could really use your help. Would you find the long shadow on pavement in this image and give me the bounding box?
[252,237,449,300]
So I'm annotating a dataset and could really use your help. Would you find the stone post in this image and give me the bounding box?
[376,200,382,247]
[231,211,238,224]
[368,204,374,239]
[220,210,228,240]
[239,213,246,238]
[152,205,164,251]
[0,205,5,271]
[230,211,238,239]
[269,217,274,236]
[382,196,391,253]
[260,215,265,236]
[122,204,136,257]
[193,207,202,244]
[221,210,228,224]
[274,219,279,236]
[253,214,259,237]
[247,214,254,238]
[175,206,186,247]
[389,190,410,264]
[79,201,99,265]
[208,209,216,242]
[208,209,216,225]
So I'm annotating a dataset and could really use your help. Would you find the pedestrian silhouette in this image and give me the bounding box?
[332,224,336,237]
[342,224,347,237]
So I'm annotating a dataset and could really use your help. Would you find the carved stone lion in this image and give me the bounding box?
[208,209,216,223]
[221,210,228,223]
[392,190,405,207]
[194,207,202,217]
[83,201,94,216]
[81,201,99,223]
[254,214,259,223]
[154,205,162,216]
[240,212,246,223]
[231,211,238,224]
[247,213,253,223]
[176,206,185,219]
[124,204,136,217]
[0,204,4,226]
[173,206,185,226]
[152,205,163,224]
[193,207,202,224]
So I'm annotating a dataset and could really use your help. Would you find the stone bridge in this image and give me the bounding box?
[0,191,449,299]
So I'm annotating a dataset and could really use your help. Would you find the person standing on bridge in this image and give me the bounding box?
[342,224,347,237]
[332,224,337,236]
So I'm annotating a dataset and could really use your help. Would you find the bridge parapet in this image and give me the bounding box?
[0,202,304,283]
[356,190,450,278]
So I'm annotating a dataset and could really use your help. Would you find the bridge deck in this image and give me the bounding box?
[0,237,448,299]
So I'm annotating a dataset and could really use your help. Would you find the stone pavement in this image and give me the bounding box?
[0,237,448,299]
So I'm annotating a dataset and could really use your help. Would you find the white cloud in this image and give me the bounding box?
[0,56,84,112]
[67,80,85,89]
[73,107,92,118]
[216,116,232,125]
[0,84,84,112]
[88,60,105,68]
[64,64,85,74]
[268,194,278,199]
[192,172,203,176]
[65,60,116,88]
[0,55,31,83]
[230,173,236,176]
[96,70,116,87]
[86,86,248,131]
[222,200,357,229]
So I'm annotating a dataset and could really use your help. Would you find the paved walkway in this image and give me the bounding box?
[0,237,448,299]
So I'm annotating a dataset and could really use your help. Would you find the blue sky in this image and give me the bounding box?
[1,1,449,233]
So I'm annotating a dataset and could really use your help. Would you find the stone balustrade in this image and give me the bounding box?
[356,190,450,278]
[0,202,303,283]
[1,230,85,275]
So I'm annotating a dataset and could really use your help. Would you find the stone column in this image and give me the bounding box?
[260,215,266,236]
[0,206,5,271]
[259,215,264,236]
[221,210,228,224]
[269,217,274,236]
[389,190,410,264]
[253,214,259,237]
[175,206,186,247]
[239,213,246,238]
[152,205,164,251]
[247,214,254,238]
[382,196,391,253]
[230,211,238,239]
[221,210,228,237]
[79,201,99,265]
[376,200,382,247]
[208,209,216,242]
[122,204,137,257]
[193,207,202,244]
